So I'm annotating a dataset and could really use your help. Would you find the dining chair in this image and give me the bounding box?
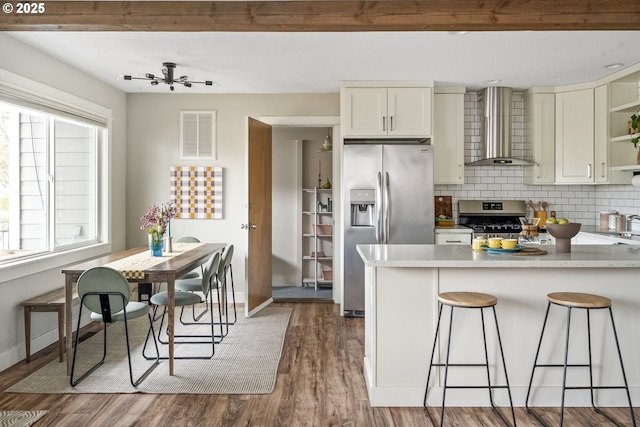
[143,251,222,359]
[217,244,237,326]
[70,266,160,387]
[176,236,202,280]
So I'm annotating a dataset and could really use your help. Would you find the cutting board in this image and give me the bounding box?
[435,196,453,220]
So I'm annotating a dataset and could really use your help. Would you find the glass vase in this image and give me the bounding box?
[148,233,164,257]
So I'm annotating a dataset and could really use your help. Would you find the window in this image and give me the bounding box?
[0,100,103,264]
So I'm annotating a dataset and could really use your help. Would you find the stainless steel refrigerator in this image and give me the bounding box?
[343,141,434,316]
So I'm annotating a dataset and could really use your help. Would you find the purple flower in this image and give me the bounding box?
[140,202,176,237]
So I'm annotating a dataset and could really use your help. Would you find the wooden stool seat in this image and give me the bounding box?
[438,291,497,308]
[547,292,611,308]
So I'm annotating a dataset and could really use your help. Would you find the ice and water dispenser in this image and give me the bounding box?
[350,189,375,227]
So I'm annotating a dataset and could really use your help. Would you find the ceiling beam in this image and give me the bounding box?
[1,1,639,32]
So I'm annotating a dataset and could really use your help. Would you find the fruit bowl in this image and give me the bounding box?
[545,223,581,253]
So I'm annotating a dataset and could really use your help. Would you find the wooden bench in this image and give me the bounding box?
[21,287,79,363]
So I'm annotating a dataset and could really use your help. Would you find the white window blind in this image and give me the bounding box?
[181,111,216,159]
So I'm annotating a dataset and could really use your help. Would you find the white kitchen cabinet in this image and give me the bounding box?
[342,86,432,138]
[523,90,555,184]
[433,90,465,184]
[555,88,595,184]
[435,232,471,245]
[434,226,472,245]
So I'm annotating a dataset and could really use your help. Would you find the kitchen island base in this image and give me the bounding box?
[361,249,640,408]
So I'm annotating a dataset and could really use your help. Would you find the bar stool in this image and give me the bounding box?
[525,292,636,427]
[424,292,516,427]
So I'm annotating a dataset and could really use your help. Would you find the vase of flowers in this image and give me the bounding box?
[140,202,176,257]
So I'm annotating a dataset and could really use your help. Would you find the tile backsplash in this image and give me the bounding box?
[434,91,640,227]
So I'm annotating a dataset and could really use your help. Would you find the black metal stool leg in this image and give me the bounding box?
[439,305,455,427]
[424,303,444,427]
[492,306,517,427]
[525,302,552,419]
[608,307,637,427]
[480,307,496,408]
[559,306,573,427]
[586,309,597,413]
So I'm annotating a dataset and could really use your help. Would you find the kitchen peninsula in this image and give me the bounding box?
[357,244,640,408]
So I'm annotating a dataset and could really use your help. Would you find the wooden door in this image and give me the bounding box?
[245,117,273,317]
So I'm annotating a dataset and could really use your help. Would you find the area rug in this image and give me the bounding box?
[7,306,291,395]
[0,411,47,427]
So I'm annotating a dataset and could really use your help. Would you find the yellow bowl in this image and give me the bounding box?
[501,239,518,250]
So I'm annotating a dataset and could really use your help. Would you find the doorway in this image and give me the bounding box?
[261,116,340,303]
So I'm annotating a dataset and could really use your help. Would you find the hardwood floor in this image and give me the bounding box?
[0,302,637,426]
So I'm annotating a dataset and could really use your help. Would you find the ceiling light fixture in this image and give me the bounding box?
[604,63,624,69]
[484,79,502,85]
[121,62,219,91]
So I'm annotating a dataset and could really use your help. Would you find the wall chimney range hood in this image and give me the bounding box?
[466,86,536,166]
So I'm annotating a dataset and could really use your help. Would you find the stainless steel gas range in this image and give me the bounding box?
[458,200,526,239]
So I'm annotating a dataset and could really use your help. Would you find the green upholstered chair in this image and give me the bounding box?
[176,245,233,339]
[70,266,159,387]
[216,244,237,326]
[176,236,202,280]
[144,251,222,359]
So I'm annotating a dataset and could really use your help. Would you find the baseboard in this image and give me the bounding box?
[366,383,640,407]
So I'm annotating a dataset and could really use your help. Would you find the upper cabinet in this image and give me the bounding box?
[433,89,465,184]
[555,87,596,184]
[341,82,433,138]
[523,90,555,184]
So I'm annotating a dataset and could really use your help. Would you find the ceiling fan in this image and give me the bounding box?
[122,62,219,91]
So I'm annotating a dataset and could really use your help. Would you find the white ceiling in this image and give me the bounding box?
[8,31,640,94]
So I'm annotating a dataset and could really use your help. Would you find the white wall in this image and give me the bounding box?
[0,34,127,370]
[435,91,640,224]
[126,94,339,299]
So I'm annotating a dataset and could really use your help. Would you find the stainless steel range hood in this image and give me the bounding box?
[466,87,535,166]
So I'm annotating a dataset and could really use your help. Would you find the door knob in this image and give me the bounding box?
[241,223,257,230]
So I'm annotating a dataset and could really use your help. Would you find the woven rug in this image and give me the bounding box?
[7,306,290,394]
[0,411,47,427]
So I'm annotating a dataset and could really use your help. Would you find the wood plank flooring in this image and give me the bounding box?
[0,302,637,426]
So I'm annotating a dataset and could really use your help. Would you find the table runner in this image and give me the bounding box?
[104,242,205,279]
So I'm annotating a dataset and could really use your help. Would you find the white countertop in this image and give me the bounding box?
[356,243,640,268]
[434,225,472,233]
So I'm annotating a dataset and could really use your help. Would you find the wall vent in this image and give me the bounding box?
[180,111,216,159]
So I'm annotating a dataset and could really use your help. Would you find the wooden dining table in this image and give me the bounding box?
[62,242,226,376]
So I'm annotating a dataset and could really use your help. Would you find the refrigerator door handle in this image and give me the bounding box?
[384,172,390,244]
[376,171,383,243]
